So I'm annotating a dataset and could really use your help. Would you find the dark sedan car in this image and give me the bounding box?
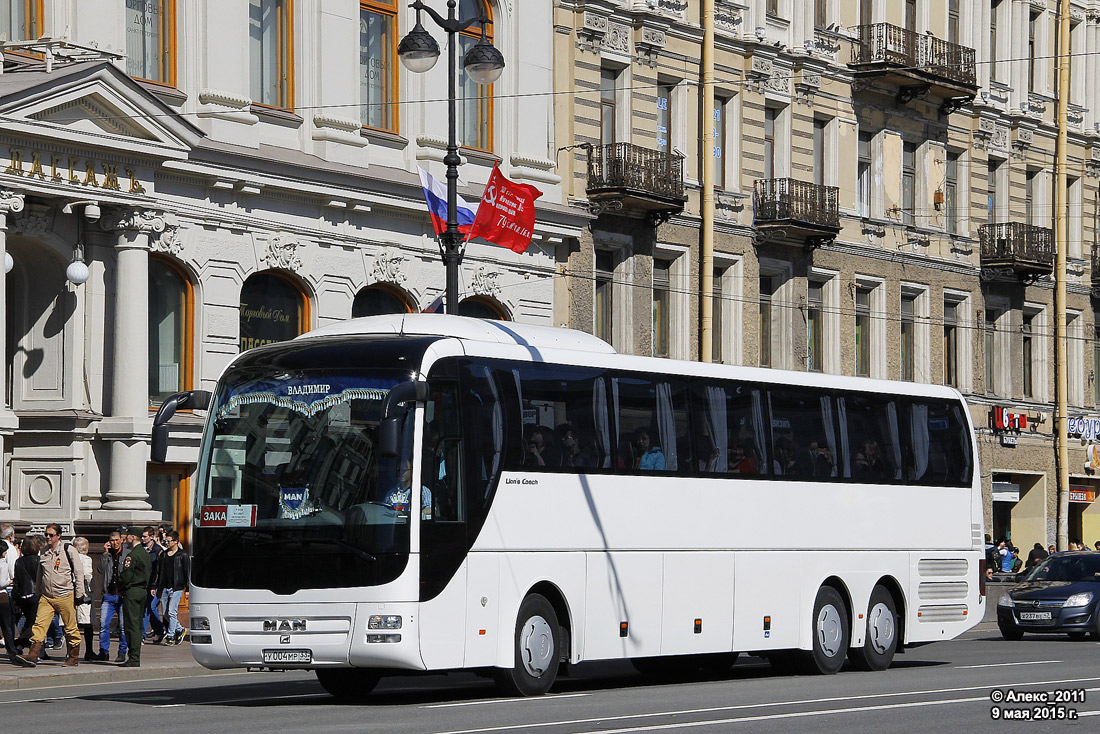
[997,551,1100,640]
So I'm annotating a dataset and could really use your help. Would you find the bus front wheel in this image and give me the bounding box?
[848,585,898,671]
[799,586,849,675]
[315,668,382,701]
[494,594,561,696]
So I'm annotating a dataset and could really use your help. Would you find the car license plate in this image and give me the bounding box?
[1019,611,1052,621]
[262,649,312,664]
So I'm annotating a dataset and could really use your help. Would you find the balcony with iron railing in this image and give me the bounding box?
[850,23,977,109]
[978,222,1054,278]
[586,142,686,220]
[753,178,840,246]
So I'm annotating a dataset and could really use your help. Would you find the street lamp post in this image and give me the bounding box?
[398,1,505,315]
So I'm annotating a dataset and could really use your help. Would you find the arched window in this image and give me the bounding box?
[239,271,309,352]
[458,0,494,151]
[458,296,508,320]
[360,1,398,132]
[352,284,412,317]
[149,257,193,406]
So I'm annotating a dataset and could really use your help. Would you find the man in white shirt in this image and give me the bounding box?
[0,531,20,663]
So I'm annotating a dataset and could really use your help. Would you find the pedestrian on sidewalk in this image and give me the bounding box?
[72,537,95,662]
[155,530,190,645]
[119,528,150,668]
[12,537,40,656]
[94,530,128,662]
[140,527,164,643]
[14,524,86,668]
[0,543,20,665]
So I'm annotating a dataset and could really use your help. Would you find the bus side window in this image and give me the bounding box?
[767,388,838,480]
[422,382,464,523]
[612,374,690,474]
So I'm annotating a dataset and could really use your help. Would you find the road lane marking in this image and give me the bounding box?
[956,660,1062,669]
[431,679,1100,734]
[425,693,591,708]
[0,670,256,700]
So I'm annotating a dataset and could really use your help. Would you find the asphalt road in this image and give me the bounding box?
[3,624,1099,733]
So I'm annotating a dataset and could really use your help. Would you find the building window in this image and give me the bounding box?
[814,0,827,30]
[652,259,671,358]
[901,292,916,381]
[858,131,872,217]
[1025,169,1037,225]
[904,0,916,31]
[712,267,724,363]
[855,286,871,377]
[1069,176,1083,259]
[812,118,826,186]
[600,69,618,147]
[945,151,959,233]
[944,300,959,387]
[457,0,494,151]
[595,249,614,345]
[148,258,192,407]
[0,0,40,42]
[901,141,916,226]
[352,284,410,317]
[767,0,778,15]
[239,271,308,352]
[988,159,1002,223]
[759,275,775,368]
[1094,321,1100,406]
[948,0,960,45]
[990,0,1001,82]
[459,296,508,320]
[1028,10,1040,92]
[1022,311,1035,399]
[656,82,673,154]
[360,1,397,132]
[807,281,823,372]
[147,466,192,548]
[127,0,175,85]
[713,97,726,189]
[249,0,294,110]
[1069,312,1084,405]
[763,107,776,181]
[985,308,1000,395]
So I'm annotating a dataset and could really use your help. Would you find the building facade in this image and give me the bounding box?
[553,0,1100,547]
[0,0,586,539]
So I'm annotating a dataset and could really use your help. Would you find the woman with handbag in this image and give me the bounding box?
[72,538,95,661]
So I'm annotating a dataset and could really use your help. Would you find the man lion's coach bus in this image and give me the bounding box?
[152,314,985,699]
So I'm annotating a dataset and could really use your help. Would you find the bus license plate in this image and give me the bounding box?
[263,649,312,664]
[1019,611,1051,621]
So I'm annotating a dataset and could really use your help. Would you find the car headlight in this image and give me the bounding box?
[998,593,1015,608]
[368,614,402,630]
[1063,592,1094,608]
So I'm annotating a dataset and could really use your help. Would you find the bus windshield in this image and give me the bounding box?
[192,367,415,592]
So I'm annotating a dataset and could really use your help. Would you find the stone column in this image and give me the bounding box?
[0,191,25,514]
[102,210,163,510]
[1009,0,1030,113]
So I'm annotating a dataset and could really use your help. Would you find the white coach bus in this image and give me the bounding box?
[152,314,985,699]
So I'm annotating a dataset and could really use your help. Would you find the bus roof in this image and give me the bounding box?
[300,314,618,355]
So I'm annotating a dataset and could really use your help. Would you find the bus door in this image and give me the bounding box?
[418,373,469,669]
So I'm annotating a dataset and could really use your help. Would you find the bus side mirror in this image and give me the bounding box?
[378,381,428,458]
[151,390,212,463]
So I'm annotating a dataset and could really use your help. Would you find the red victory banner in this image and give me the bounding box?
[467,164,543,254]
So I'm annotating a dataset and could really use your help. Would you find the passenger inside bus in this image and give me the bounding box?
[633,428,665,471]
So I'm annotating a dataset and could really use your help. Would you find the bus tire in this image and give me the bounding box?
[494,594,560,697]
[315,668,382,700]
[848,585,898,671]
[799,586,849,675]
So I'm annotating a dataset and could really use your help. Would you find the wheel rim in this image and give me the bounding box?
[816,603,843,658]
[519,614,554,678]
[867,601,895,654]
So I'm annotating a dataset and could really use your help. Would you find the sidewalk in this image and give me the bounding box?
[0,638,220,691]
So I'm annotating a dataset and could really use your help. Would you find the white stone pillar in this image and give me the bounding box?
[1009,0,1029,112]
[0,190,25,514]
[102,209,162,510]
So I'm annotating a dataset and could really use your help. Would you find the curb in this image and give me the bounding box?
[0,662,232,691]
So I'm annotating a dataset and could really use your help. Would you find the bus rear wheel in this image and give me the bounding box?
[494,594,560,696]
[315,668,382,701]
[798,586,849,675]
[848,585,898,671]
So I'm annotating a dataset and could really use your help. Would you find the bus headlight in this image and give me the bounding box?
[1063,592,1093,608]
[191,616,211,630]
[997,594,1014,608]
[368,615,402,630]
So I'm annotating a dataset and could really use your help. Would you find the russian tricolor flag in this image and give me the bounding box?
[418,167,479,236]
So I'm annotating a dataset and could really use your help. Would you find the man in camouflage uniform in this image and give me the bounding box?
[118,529,150,667]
